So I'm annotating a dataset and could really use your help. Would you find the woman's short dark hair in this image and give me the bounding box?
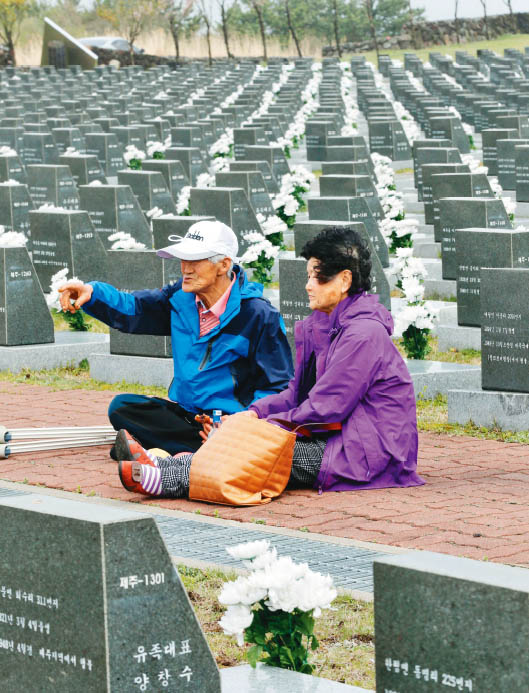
[300,226,372,296]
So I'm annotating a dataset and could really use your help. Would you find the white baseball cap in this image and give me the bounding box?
[157,220,239,261]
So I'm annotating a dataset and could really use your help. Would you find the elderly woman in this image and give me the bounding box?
[117,226,424,497]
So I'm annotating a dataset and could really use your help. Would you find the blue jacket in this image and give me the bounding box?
[83,266,293,414]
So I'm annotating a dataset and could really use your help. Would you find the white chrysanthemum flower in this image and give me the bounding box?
[0,229,27,248]
[176,186,191,214]
[123,145,146,164]
[108,231,146,251]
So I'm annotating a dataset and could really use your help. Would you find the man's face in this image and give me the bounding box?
[180,258,223,294]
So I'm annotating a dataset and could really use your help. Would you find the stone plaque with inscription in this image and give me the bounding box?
[240,145,290,181]
[229,160,279,194]
[481,268,529,392]
[108,250,181,358]
[59,154,106,186]
[143,159,189,202]
[27,165,80,210]
[0,153,27,185]
[415,147,462,199]
[431,173,492,241]
[0,183,34,242]
[374,551,529,693]
[318,174,384,222]
[0,494,221,692]
[78,184,153,250]
[165,148,207,186]
[29,209,108,290]
[117,170,177,215]
[215,171,274,217]
[421,163,470,224]
[440,198,512,280]
[515,145,529,203]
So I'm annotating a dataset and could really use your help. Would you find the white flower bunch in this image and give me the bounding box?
[393,247,427,283]
[461,154,488,175]
[218,540,336,646]
[405,72,426,92]
[395,302,437,334]
[196,172,215,189]
[0,179,21,186]
[257,213,288,237]
[379,216,418,243]
[209,132,233,158]
[392,101,421,144]
[462,122,474,137]
[210,157,230,173]
[123,145,145,165]
[46,267,79,308]
[176,186,191,215]
[37,203,67,212]
[240,233,279,263]
[0,145,17,157]
[282,165,314,193]
[64,146,81,156]
[371,152,394,187]
[0,226,27,248]
[146,140,167,157]
[146,207,163,220]
[378,189,405,220]
[272,190,299,217]
[108,231,146,251]
[88,180,103,186]
[502,195,516,218]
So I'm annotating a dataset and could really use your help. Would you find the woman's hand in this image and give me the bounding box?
[198,410,258,443]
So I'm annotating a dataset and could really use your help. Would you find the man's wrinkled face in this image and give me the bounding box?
[180,258,222,294]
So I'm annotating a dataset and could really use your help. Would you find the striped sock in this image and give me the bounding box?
[144,448,159,466]
[140,464,162,495]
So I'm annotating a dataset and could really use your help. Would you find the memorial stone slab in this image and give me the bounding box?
[482,128,518,176]
[30,209,108,289]
[307,196,388,267]
[85,133,123,178]
[431,172,492,241]
[368,119,411,160]
[109,250,181,357]
[117,170,177,215]
[0,182,34,241]
[59,154,106,186]
[318,175,385,222]
[78,184,153,249]
[0,493,220,692]
[456,228,529,327]
[142,159,189,201]
[51,127,85,155]
[321,161,372,178]
[228,160,279,194]
[165,148,207,186]
[151,215,215,250]
[27,165,79,210]
[241,145,290,180]
[515,145,529,203]
[374,551,529,693]
[21,132,60,166]
[233,127,268,160]
[440,198,512,280]
[481,268,529,392]
[415,147,462,198]
[0,245,54,346]
[189,187,260,253]
[0,153,26,185]
[215,171,274,217]
[429,115,470,153]
[422,163,470,224]
[305,121,338,161]
[497,138,529,190]
[280,241,390,354]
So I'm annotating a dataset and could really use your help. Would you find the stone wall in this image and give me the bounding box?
[323,12,529,56]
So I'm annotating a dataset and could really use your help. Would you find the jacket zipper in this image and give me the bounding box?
[318,326,343,494]
[198,341,213,370]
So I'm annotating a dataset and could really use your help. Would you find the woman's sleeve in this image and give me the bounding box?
[268,320,385,424]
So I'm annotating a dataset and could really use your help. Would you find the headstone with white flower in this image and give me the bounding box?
[78,184,153,250]
[456,227,529,327]
[368,119,412,161]
[21,132,60,166]
[497,138,529,191]
[165,148,207,186]
[142,159,189,202]
[307,196,389,268]
[415,147,462,198]
[0,126,25,155]
[215,171,275,218]
[229,160,279,194]
[421,163,470,224]
[109,125,151,151]
[27,165,80,210]
[440,198,513,280]
[0,181,34,243]
[117,170,177,216]
[59,153,106,186]
[51,127,86,155]
[0,241,54,346]
[151,215,215,251]
[431,173,493,240]
[0,149,26,185]
[29,208,108,289]
[85,132,124,178]
[189,187,260,254]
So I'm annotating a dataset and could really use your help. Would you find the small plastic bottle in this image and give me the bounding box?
[208,409,223,438]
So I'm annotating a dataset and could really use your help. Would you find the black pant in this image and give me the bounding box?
[108,394,203,455]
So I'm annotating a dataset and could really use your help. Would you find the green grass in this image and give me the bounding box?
[395,335,481,366]
[177,564,375,688]
[51,309,109,334]
[352,33,529,68]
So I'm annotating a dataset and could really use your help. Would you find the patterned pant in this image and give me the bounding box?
[157,438,327,498]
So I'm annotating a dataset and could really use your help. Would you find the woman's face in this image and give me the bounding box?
[305,258,352,314]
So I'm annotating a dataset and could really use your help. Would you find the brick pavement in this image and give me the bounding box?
[1,382,529,567]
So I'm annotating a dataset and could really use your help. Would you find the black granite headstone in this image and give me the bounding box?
[374,551,529,693]
[368,119,411,160]
[21,132,60,166]
[215,171,274,217]
[142,159,189,201]
[27,165,80,210]
[85,132,123,178]
[59,154,106,186]
[78,184,153,249]
[165,148,207,185]
[0,153,27,185]
[431,173,492,241]
[0,245,54,346]
[415,147,462,198]
[440,198,512,280]
[481,128,518,176]
[240,145,290,181]
[421,163,470,224]
[0,494,221,692]
[109,250,181,357]
[117,170,177,215]
[497,138,529,190]
[30,209,109,289]
[318,174,384,222]
[228,160,279,194]
[0,183,34,241]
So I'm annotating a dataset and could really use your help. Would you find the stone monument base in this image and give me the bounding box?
[407,360,481,399]
[220,664,371,692]
[414,239,440,259]
[0,332,109,373]
[437,324,480,351]
[424,277,456,299]
[448,389,529,431]
[89,353,173,388]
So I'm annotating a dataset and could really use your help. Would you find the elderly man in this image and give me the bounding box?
[59,220,293,456]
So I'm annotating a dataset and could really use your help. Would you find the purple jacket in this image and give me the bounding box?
[251,292,424,492]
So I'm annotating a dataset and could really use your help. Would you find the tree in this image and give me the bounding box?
[454,0,459,43]
[247,0,268,61]
[0,0,32,66]
[197,0,213,65]
[479,0,489,40]
[96,0,164,63]
[217,0,234,58]
[502,0,516,34]
[363,0,380,62]
[162,0,199,60]
[330,0,341,58]
[284,0,301,57]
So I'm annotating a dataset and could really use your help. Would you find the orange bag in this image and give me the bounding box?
[189,414,340,506]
